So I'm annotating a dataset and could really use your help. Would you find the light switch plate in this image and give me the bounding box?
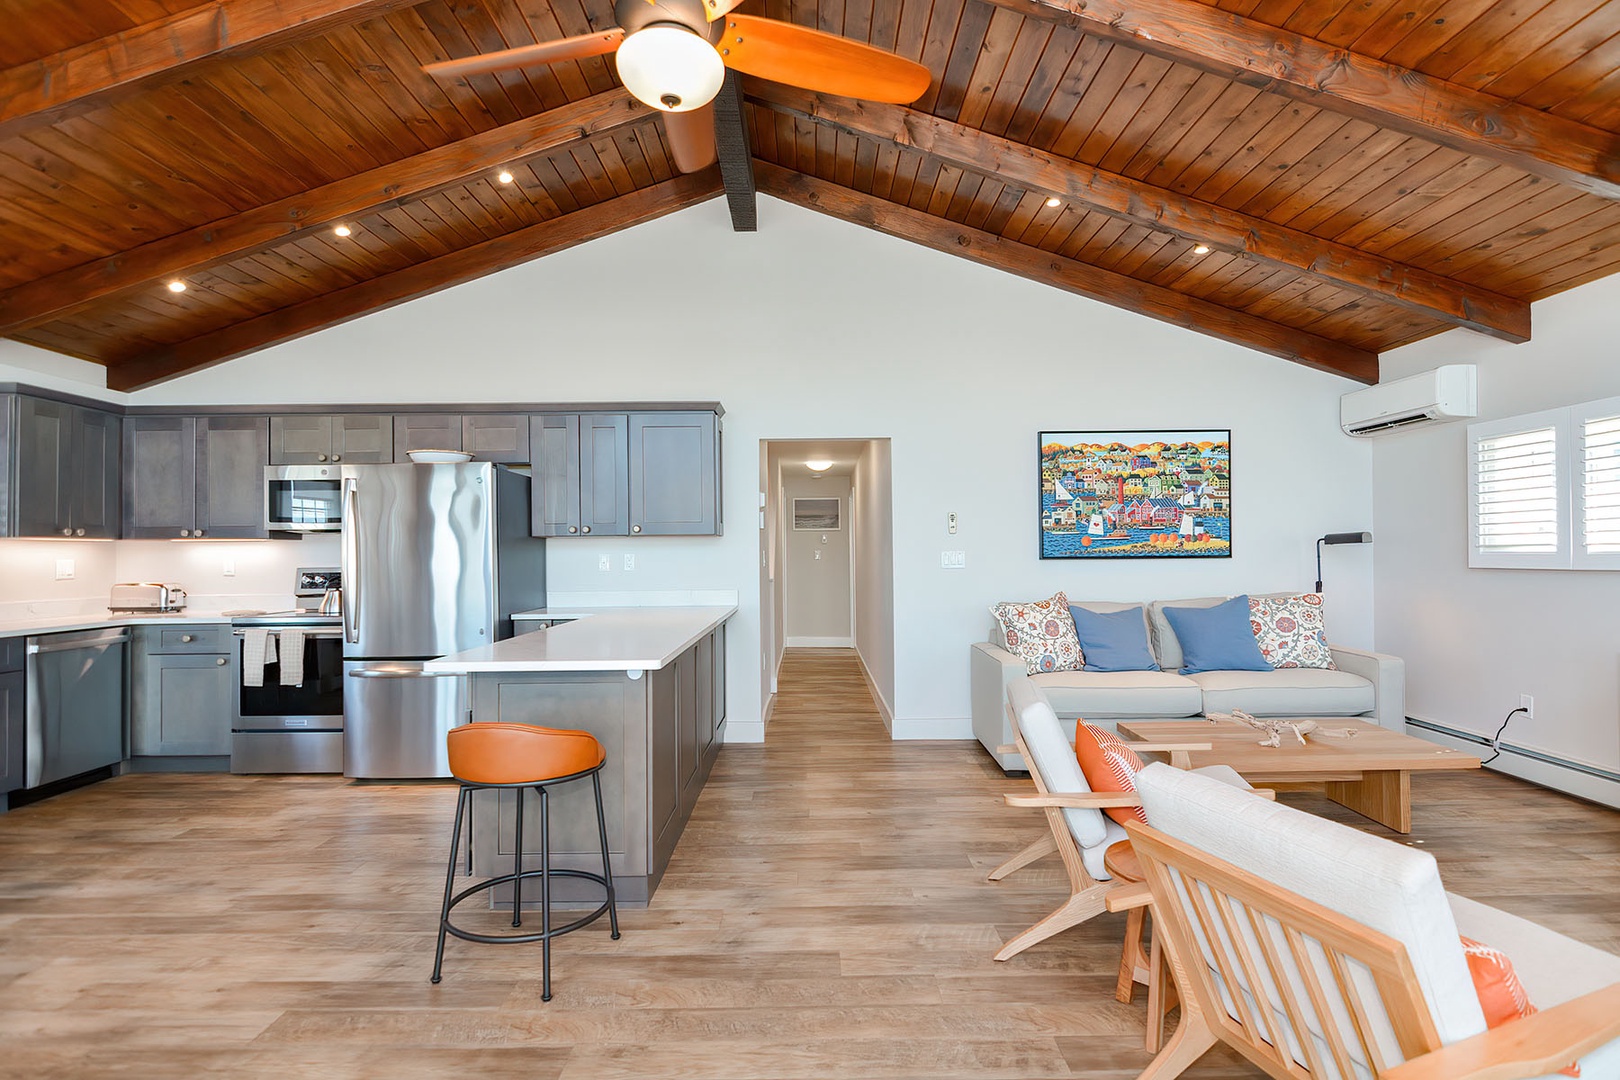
[55,558,74,580]
[941,551,966,569]
[598,555,611,572]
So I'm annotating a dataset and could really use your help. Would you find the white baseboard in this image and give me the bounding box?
[891,716,974,740]
[1406,717,1620,811]
[723,718,765,743]
[785,636,854,648]
[854,651,894,734]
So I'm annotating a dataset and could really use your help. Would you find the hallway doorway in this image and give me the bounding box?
[759,439,894,737]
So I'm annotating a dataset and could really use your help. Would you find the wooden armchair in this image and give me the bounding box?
[1119,762,1620,1080]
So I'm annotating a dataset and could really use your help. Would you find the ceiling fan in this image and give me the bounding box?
[423,0,932,173]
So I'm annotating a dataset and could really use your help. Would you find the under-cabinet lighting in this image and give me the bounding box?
[333,224,353,237]
[497,170,515,184]
[167,280,187,293]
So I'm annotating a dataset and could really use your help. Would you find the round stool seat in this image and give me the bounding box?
[447,722,604,786]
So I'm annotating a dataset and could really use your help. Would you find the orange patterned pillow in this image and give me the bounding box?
[1460,936,1580,1077]
[1073,723,1146,826]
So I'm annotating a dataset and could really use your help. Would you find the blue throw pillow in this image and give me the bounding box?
[1161,596,1272,674]
[1068,605,1159,672]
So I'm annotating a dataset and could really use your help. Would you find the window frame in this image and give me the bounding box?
[1467,408,1570,570]
[1572,394,1620,571]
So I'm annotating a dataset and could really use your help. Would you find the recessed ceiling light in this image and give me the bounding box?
[805,459,833,472]
[333,224,352,237]
[497,170,514,184]
[1045,196,1062,208]
[1193,244,1211,255]
[166,280,187,293]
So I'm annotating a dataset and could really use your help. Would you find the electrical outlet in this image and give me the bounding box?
[941,550,966,569]
[1519,693,1534,719]
[623,554,635,571]
[598,555,611,572]
[222,558,236,577]
[54,558,74,580]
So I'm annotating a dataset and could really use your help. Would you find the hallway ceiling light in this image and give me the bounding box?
[805,459,833,472]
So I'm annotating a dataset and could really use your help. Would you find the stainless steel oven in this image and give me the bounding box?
[230,616,344,773]
[265,465,344,532]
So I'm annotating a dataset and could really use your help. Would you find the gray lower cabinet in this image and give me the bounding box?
[530,413,629,536]
[130,625,232,757]
[1,395,120,539]
[124,416,268,538]
[271,414,392,464]
[629,411,720,536]
[1,639,23,800]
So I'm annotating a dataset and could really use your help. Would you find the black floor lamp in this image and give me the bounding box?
[1315,531,1372,592]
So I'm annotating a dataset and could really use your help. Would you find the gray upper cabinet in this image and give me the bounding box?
[124,416,268,539]
[2,395,120,539]
[629,412,720,536]
[394,414,463,458]
[271,414,392,464]
[530,413,628,536]
[463,414,530,463]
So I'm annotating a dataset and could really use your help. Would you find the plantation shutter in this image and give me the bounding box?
[1474,427,1559,553]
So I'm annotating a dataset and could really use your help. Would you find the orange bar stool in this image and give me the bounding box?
[431,722,620,1000]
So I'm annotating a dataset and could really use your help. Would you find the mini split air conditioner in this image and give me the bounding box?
[1340,364,1478,437]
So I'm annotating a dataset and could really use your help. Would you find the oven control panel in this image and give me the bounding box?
[295,566,341,599]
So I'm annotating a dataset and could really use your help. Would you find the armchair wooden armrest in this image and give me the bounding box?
[1003,792,1143,809]
[1105,881,1152,913]
[1381,983,1620,1080]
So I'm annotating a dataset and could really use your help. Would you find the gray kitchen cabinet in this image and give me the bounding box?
[629,411,720,536]
[1,395,121,539]
[124,416,268,539]
[130,625,232,757]
[530,413,629,537]
[463,414,530,463]
[1,639,23,800]
[270,414,392,464]
[394,414,463,458]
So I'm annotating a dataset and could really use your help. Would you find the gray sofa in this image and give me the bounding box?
[971,596,1404,771]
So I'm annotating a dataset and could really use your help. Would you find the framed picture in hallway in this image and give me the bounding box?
[792,497,841,531]
[1039,430,1231,559]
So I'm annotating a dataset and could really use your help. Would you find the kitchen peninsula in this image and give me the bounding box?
[425,605,735,905]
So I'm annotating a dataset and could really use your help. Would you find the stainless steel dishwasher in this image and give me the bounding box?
[25,627,128,788]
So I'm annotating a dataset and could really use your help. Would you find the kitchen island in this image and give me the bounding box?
[425,605,735,905]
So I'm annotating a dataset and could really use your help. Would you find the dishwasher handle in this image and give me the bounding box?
[26,631,131,655]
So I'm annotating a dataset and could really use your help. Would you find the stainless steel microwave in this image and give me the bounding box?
[265,465,344,532]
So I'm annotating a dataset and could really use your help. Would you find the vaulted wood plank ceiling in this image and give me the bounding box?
[0,0,1617,389]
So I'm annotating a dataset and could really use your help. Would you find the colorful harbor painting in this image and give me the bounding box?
[1039,430,1232,559]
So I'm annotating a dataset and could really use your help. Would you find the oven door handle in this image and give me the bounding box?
[347,668,463,679]
[232,629,344,638]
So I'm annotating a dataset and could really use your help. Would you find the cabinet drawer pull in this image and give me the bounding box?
[333,454,341,461]
[581,525,591,534]
[318,454,328,462]
[631,524,642,534]
[180,529,191,537]
[181,634,193,643]
[568,526,578,534]
[194,529,205,537]
[62,528,71,536]
[216,657,227,666]
[75,528,85,536]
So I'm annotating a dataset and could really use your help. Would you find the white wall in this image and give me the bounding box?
[1373,274,1620,774]
[4,195,1376,739]
[783,474,852,643]
[0,539,118,607]
[852,440,895,722]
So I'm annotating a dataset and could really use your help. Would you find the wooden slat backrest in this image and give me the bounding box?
[1124,819,1445,1079]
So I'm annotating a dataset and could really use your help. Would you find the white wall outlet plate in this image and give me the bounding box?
[598,555,611,572]
[223,558,236,577]
[623,554,636,571]
[54,558,74,580]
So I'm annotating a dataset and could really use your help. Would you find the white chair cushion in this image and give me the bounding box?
[1006,678,1108,852]
[1189,668,1375,717]
[1032,670,1204,718]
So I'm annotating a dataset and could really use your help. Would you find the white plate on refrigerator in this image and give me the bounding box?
[406,449,473,463]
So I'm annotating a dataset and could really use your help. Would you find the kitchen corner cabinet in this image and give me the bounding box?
[530,413,629,537]
[629,411,720,536]
[0,394,121,539]
[395,413,530,463]
[124,416,269,539]
[130,625,232,757]
[270,414,392,464]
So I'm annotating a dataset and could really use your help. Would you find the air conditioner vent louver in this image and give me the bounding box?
[1341,365,1477,437]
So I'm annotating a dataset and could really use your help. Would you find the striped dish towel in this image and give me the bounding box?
[241,627,276,688]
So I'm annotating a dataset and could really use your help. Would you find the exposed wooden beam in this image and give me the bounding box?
[750,85,1530,343]
[981,0,1620,201]
[714,71,757,232]
[754,161,1376,382]
[0,89,647,337]
[0,0,413,140]
[106,172,724,391]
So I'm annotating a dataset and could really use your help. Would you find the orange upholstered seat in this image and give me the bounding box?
[446,722,605,786]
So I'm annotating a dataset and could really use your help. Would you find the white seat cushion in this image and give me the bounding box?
[1032,670,1204,718]
[1189,668,1375,716]
[1006,678,1109,852]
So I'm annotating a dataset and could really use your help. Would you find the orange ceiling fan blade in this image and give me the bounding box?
[701,0,750,21]
[718,16,931,103]
[661,105,718,173]
[423,29,625,79]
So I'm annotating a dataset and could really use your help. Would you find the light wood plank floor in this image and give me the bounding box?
[2,648,1617,1078]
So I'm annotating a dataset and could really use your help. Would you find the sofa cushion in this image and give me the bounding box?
[990,592,1084,674]
[1162,596,1272,674]
[1249,593,1337,670]
[1068,604,1159,672]
[1149,596,1226,672]
[1189,668,1375,716]
[1031,670,1204,719]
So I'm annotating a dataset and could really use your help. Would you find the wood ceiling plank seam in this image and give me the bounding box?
[381,7,505,133]
[1295,140,1463,236]
[249,44,422,173]
[47,110,242,222]
[1411,0,1568,82]
[1249,0,1314,32]
[1440,194,1618,278]
[1093,221,1163,272]
[1325,152,1494,249]
[795,114,819,176]
[998,188,1050,237]
[440,0,551,118]
[996,24,1086,143]
[907,155,947,210]
[106,171,723,388]
[438,184,508,239]
[1044,44,1144,159]
[1253,128,1426,226]
[821,0,850,37]
[239,248,332,300]
[887,145,926,203]
[1021,35,1113,150]
[754,159,1377,378]
[980,183,1031,232]
[930,0,997,122]
[340,19,480,142]
[1378,0,1502,70]
[951,6,1033,131]
[893,0,937,59]
[230,51,395,170]
[508,158,575,215]
[1523,235,1620,297]
[1305,144,1480,243]
[1447,0,1612,91]
[1294,0,1403,45]
[1350,161,1523,256]
[1116,70,1234,181]
[1111,228,1180,276]
[1162,92,1298,195]
[1372,168,1543,260]
[984,0,1620,198]
[1225,114,1382,217]
[481,0,577,110]
[870,0,904,52]
[462,176,543,232]
[545,0,623,95]
[0,172,136,255]
[834,129,861,188]
[870,140,903,198]
[853,136,882,192]
[9,327,109,364]
[318,24,478,149]
[560,145,620,206]
[844,0,878,42]
[19,122,221,232]
[1480,197,1620,279]
[943,168,990,220]
[1240,267,1340,318]
[751,86,1529,338]
[980,18,1065,138]
[635,121,679,183]
[1032,204,1089,252]
[370,204,453,259]
[1412,188,1591,274]
[588,134,640,197]
[197,65,375,180]
[1195,109,1350,208]
[3,131,198,244]
[1388,176,1579,264]
[177,75,349,190]
[338,215,421,270]
[288,229,379,281]
[1067,214,1136,261]
[379,200,462,255]
[1094,61,1213,175]
[413,0,526,125]
[1214,261,1315,311]
[607,128,659,189]
[1553,65,1620,128]
[1134,234,1202,279]
[1079,54,1193,168]
[963,177,1012,228]
[814,120,839,181]
[293,35,445,157]
[1347,0,1454,56]
[768,110,796,172]
[546,144,607,206]
[0,0,415,142]
[1486,19,1620,106]
[790,0,817,31]
[1156,248,1242,291]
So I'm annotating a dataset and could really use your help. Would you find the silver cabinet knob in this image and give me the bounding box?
[631,524,642,534]
[318,453,328,462]
[333,454,341,461]
[181,634,194,643]
[216,657,227,666]
[581,525,591,534]
[568,526,578,534]
[180,529,191,537]
[62,528,71,536]
[75,528,85,536]
[194,529,204,537]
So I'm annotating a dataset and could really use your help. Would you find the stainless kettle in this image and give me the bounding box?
[317,588,343,616]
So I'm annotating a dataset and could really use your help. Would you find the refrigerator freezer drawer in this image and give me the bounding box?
[343,661,467,779]
[231,731,342,774]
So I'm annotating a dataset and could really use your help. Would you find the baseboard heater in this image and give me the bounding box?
[1406,716,1620,810]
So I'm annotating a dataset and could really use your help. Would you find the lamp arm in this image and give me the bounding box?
[1315,537,1325,593]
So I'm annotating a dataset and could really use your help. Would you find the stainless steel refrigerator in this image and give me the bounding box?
[339,463,545,778]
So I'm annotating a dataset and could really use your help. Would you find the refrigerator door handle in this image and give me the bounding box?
[342,477,359,645]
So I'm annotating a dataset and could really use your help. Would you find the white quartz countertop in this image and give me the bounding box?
[0,610,253,638]
[424,606,736,674]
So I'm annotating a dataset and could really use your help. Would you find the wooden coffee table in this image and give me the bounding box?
[1116,717,1481,833]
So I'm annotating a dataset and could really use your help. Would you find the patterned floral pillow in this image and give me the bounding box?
[1248,593,1336,670]
[990,592,1085,675]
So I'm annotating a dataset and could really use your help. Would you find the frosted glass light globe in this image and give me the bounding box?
[615,25,724,112]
